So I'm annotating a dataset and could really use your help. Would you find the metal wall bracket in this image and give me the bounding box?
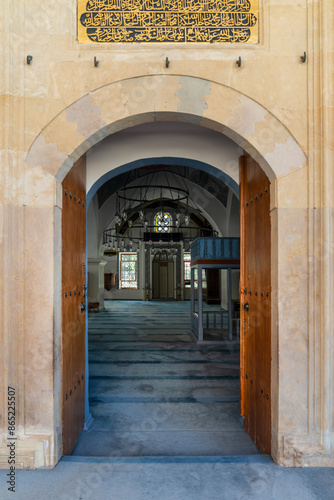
[166,57,170,68]
[27,55,33,65]
[236,56,242,67]
[94,56,99,67]
[300,52,307,63]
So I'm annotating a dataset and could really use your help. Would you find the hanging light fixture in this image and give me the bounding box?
[102,168,218,253]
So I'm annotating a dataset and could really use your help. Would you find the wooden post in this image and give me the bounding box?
[198,265,203,341]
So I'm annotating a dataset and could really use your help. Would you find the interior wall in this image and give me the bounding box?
[227,194,240,237]
[87,197,100,258]
[86,123,241,194]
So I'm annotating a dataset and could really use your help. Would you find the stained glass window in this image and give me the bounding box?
[154,212,172,233]
[119,252,137,289]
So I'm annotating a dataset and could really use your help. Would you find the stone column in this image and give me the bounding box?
[274,0,334,467]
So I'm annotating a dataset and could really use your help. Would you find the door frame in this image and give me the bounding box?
[24,75,314,468]
[152,260,174,299]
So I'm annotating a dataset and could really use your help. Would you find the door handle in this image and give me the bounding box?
[80,301,86,313]
[243,301,249,312]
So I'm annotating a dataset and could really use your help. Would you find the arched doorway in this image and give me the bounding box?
[62,153,270,457]
[25,75,307,466]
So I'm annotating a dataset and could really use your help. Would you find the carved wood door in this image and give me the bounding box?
[240,155,271,454]
[61,156,86,455]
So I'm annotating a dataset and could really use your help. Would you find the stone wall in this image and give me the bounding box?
[0,0,333,468]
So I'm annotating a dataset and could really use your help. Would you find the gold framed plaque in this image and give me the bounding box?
[78,0,259,44]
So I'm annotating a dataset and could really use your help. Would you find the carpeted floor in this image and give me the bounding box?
[72,300,259,457]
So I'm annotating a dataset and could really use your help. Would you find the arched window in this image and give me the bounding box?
[154,212,172,233]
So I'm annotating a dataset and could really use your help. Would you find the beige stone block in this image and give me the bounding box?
[19,1,73,36]
[119,75,181,117]
[275,167,309,209]
[23,167,57,207]
[202,83,239,129]
[48,61,161,109]
[0,96,11,150]
[43,112,86,156]
[26,134,68,177]
[23,98,67,148]
[91,82,129,126]
[264,135,307,180]
[276,208,309,432]
[0,97,26,153]
[22,205,55,431]
[270,109,308,153]
[269,4,308,54]
[249,112,291,155]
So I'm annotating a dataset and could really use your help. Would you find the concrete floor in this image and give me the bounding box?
[72,300,258,457]
[1,301,333,499]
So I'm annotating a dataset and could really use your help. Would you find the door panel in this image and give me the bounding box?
[62,155,86,455]
[167,262,174,299]
[153,261,174,299]
[240,155,271,454]
[160,263,168,298]
[152,262,159,299]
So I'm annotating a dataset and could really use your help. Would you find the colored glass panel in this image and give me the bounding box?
[154,212,172,233]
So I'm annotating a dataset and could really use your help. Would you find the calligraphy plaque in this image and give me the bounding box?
[78,0,259,44]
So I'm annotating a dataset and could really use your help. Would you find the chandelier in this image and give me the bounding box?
[102,169,217,251]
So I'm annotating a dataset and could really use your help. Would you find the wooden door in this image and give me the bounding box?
[61,155,86,455]
[167,262,174,299]
[240,155,271,454]
[152,262,159,299]
[159,263,168,298]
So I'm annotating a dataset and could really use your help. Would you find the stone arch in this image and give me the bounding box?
[25,75,307,183]
[23,74,310,467]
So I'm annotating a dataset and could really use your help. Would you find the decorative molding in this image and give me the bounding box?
[0,433,57,470]
[282,433,334,468]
